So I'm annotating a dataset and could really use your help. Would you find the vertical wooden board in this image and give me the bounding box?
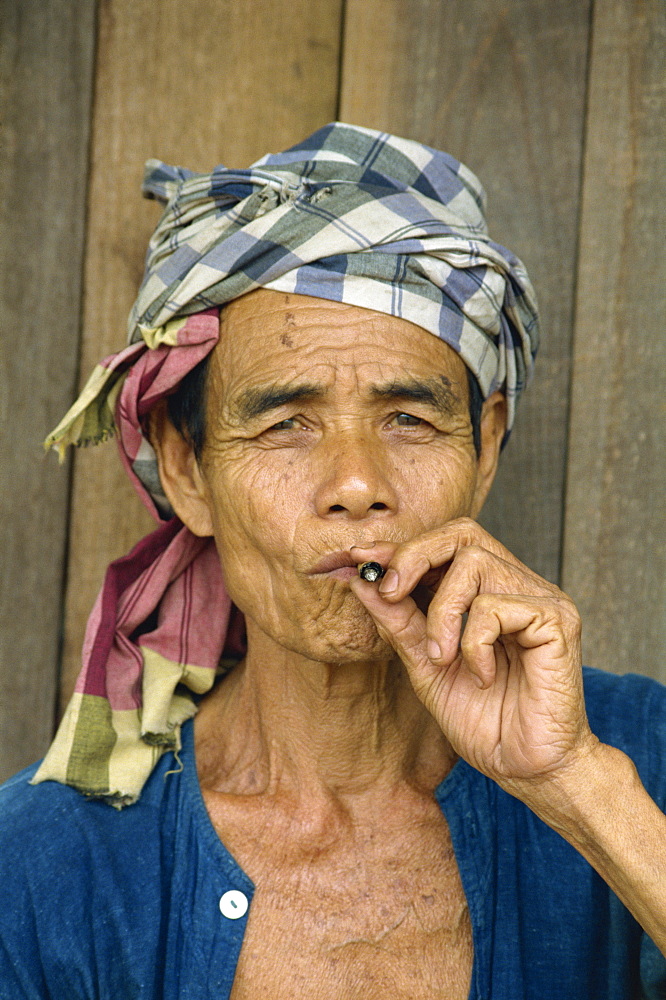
[0,0,96,778]
[562,0,665,679]
[339,0,591,583]
[60,0,344,709]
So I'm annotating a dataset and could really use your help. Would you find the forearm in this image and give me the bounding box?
[523,741,666,953]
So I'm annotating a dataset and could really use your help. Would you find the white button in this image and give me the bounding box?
[219,889,248,919]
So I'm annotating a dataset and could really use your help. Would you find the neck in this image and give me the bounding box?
[195,619,456,806]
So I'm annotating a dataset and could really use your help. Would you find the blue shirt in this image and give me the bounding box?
[1,667,665,999]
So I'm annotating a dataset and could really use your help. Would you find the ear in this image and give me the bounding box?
[148,400,214,537]
[470,391,507,516]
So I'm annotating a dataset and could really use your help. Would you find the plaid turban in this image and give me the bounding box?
[34,123,540,805]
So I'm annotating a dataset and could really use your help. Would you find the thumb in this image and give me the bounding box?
[349,576,436,689]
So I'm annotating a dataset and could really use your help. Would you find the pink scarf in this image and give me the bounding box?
[32,310,245,806]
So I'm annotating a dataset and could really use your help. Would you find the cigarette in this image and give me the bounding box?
[358,561,385,583]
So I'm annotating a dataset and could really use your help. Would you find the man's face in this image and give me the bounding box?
[195,289,492,662]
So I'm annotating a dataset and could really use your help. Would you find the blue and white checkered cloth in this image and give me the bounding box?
[133,122,539,433]
[37,124,542,806]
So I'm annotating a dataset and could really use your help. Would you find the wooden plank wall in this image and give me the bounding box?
[0,0,96,780]
[561,0,666,673]
[1,0,663,779]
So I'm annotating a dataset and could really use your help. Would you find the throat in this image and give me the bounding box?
[195,629,471,1000]
[194,634,456,812]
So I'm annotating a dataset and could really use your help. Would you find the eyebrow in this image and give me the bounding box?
[370,376,463,415]
[231,382,324,422]
[230,374,464,423]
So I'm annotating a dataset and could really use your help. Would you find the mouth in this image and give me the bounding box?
[308,550,366,580]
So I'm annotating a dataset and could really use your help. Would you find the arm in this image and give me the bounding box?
[534,739,666,950]
[350,518,666,953]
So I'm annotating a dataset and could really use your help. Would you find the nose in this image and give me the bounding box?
[313,432,398,520]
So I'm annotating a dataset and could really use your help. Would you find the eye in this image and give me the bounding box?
[264,416,312,435]
[256,415,311,448]
[269,418,299,430]
[393,412,424,427]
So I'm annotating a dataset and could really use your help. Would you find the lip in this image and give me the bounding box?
[308,551,359,575]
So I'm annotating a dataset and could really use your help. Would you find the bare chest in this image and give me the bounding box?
[205,794,473,1000]
[229,868,473,999]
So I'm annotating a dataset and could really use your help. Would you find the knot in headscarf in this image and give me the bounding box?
[133,122,538,412]
[47,122,538,521]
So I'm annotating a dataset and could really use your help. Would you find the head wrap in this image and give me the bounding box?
[33,123,540,805]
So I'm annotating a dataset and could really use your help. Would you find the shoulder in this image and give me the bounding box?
[0,749,182,999]
[0,756,166,919]
[0,721,249,998]
[0,761,97,868]
[0,758,164,862]
[582,666,666,804]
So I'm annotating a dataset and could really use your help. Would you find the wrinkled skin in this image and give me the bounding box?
[155,288,593,797]
[150,289,666,994]
[169,290,502,667]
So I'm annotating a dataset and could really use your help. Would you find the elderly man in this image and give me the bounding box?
[0,124,664,999]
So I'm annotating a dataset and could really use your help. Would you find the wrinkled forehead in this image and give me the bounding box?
[206,288,470,412]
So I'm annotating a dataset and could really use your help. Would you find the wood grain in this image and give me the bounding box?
[60,0,344,710]
[339,0,592,584]
[561,0,665,679]
[0,0,96,778]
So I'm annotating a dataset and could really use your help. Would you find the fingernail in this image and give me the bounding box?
[378,568,398,594]
[427,639,442,660]
[350,541,377,551]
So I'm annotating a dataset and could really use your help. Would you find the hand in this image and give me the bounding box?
[350,518,599,803]
[353,518,666,951]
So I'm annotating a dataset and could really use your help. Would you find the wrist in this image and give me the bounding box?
[516,740,666,951]
[524,740,639,848]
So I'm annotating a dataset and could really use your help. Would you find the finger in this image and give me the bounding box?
[349,541,399,569]
[425,545,556,664]
[349,577,449,703]
[350,576,428,661]
[373,518,535,602]
[350,541,441,596]
[461,594,578,689]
